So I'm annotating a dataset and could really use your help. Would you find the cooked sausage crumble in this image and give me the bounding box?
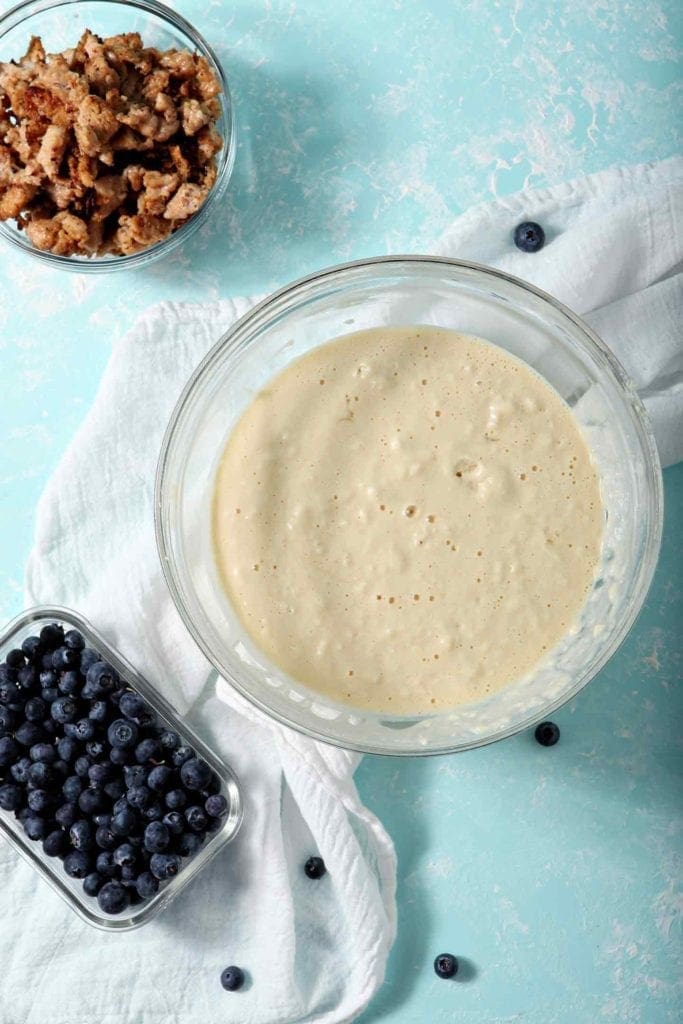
[0,32,223,257]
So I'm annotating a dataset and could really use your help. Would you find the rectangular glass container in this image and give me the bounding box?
[0,606,242,931]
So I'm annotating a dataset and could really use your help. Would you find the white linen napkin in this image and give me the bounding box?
[1,156,680,1024]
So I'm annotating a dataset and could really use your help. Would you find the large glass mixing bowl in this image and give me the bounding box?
[155,257,663,755]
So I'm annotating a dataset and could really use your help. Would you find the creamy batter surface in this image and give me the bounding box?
[212,326,603,714]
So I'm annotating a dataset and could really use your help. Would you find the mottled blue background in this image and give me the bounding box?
[1,1,681,1021]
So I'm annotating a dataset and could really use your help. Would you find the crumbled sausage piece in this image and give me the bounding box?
[37,125,69,179]
[0,30,223,256]
[137,171,179,215]
[163,182,205,221]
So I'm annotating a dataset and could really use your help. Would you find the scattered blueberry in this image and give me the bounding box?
[27,789,54,814]
[88,699,108,722]
[10,756,32,784]
[0,706,16,737]
[103,778,125,801]
[127,785,152,811]
[97,880,130,915]
[5,648,26,670]
[64,629,85,651]
[80,648,101,673]
[21,635,42,660]
[113,843,137,869]
[96,851,118,877]
[142,800,163,822]
[111,807,137,837]
[147,765,172,792]
[39,623,64,648]
[0,680,20,705]
[172,745,193,768]
[15,721,44,747]
[177,832,202,857]
[434,954,459,979]
[74,755,92,777]
[304,856,326,880]
[79,788,106,815]
[28,762,57,788]
[534,721,560,747]
[0,736,19,765]
[86,661,119,696]
[135,738,161,764]
[185,805,208,832]
[30,742,56,764]
[220,966,245,992]
[63,775,83,802]
[160,730,180,751]
[513,221,545,253]
[55,803,78,829]
[110,747,133,766]
[85,740,105,760]
[162,811,185,835]
[119,692,148,722]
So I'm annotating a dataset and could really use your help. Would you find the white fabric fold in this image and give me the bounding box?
[1,156,681,1024]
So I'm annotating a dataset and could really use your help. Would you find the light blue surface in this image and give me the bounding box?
[0,1,681,1021]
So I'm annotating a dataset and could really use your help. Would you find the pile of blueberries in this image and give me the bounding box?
[0,622,228,916]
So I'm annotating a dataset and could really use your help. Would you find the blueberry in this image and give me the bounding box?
[96,851,118,877]
[124,765,149,789]
[64,630,85,651]
[0,782,23,811]
[108,719,138,749]
[95,825,117,851]
[0,681,20,705]
[85,740,105,759]
[72,719,96,742]
[27,789,54,814]
[15,721,44,747]
[70,819,95,851]
[205,794,227,818]
[5,649,25,670]
[10,756,32,784]
[52,758,69,780]
[40,652,55,671]
[40,624,64,649]
[63,849,91,878]
[88,762,112,786]
[162,810,185,835]
[39,668,57,688]
[165,788,187,810]
[160,730,180,752]
[177,832,202,857]
[127,785,152,810]
[63,775,83,801]
[103,779,125,801]
[136,871,159,900]
[180,758,211,791]
[52,646,80,671]
[79,788,105,815]
[43,829,68,857]
[434,953,459,979]
[41,686,59,703]
[30,742,56,764]
[149,852,180,880]
[21,635,42,661]
[0,662,17,684]
[28,763,57,788]
[55,802,78,829]
[0,705,16,737]
[17,665,37,690]
[119,692,148,722]
[23,815,48,841]
[58,671,81,696]
[185,805,207,832]
[513,221,545,253]
[86,661,119,696]
[304,856,326,880]
[220,966,245,992]
[535,721,560,747]
[172,745,193,768]
[147,765,172,792]
[74,755,92,778]
[41,719,57,738]
[112,795,130,816]
[80,649,101,673]
[24,697,47,723]
[83,872,104,897]
[113,843,137,870]
[142,801,164,822]
[110,747,133,766]
[51,697,77,725]
[93,812,111,827]
[97,881,130,914]
[135,738,161,764]
[142,820,169,853]
[88,700,108,722]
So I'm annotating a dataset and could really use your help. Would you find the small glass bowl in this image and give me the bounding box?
[0,0,235,271]
[155,256,663,756]
[0,606,243,930]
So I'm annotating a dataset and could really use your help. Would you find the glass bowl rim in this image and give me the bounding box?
[0,0,235,272]
[154,254,664,757]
